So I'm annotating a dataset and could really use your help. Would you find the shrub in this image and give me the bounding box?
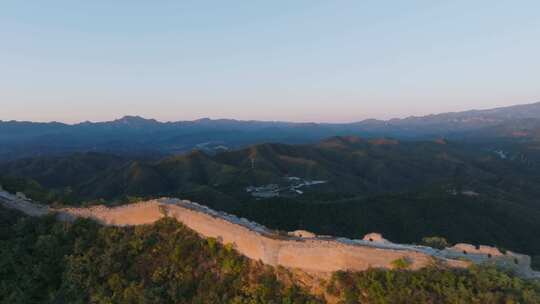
[329,266,540,304]
[421,236,450,249]
[391,257,412,270]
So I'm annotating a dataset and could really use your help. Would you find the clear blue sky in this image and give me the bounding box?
[1,1,539,123]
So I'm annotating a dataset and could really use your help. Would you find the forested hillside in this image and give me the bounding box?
[2,136,540,259]
[1,206,539,303]
[0,206,321,304]
[4,136,540,204]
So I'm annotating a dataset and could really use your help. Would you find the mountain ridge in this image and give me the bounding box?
[3,101,540,126]
[2,101,540,161]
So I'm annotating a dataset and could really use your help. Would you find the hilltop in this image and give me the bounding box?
[2,190,540,303]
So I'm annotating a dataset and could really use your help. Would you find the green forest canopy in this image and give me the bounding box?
[1,206,539,304]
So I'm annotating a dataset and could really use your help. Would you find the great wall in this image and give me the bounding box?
[1,187,538,279]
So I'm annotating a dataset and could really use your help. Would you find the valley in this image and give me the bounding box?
[3,119,540,302]
[245,177,327,198]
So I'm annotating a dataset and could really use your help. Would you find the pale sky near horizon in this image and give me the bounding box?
[1,1,539,123]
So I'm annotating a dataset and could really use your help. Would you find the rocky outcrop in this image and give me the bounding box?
[1,188,538,278]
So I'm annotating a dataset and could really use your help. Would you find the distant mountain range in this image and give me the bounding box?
[1,101,540,160]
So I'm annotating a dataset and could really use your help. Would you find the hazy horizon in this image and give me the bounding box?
[2,1,540,123]
[2,100,539,125]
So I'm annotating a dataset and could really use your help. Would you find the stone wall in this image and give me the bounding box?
[441,244,533,277]
[55,199,456,272]
[1,190,538,278]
